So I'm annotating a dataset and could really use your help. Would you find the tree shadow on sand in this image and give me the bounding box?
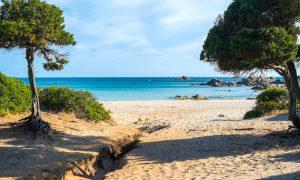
[267,113,290,122]
[266,112,300,122]
[261,150,300,179]
[127,132,300,165]
[273,151,300,163]
[0,122,109,179]
[261,172,300,180]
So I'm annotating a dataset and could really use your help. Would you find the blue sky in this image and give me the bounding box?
[0,0,249,77]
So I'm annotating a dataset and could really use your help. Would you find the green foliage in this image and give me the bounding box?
[200,0,300,74]
[244,109,264,119]
[244,88,289,119]
[39,87,111,122]
[0,72,31,116]
[0,0,76,70]
[256,88,289,104]
[229,27,298,69]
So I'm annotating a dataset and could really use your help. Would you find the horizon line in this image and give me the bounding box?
[16,76,282,78]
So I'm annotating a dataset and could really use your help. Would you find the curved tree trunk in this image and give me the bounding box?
[287,61,300,100]
[286,79,299,127]
[277,62,300,129]
[26,48,50,134]
[26,48,41,117]
[286,61,300,128]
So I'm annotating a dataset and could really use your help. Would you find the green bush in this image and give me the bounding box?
[244,109,264,119]
[244,88,289,119]
[39,87,111,122]
[256,88,288,105]
[0,73,31,116]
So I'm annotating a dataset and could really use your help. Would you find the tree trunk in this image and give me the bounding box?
[287,61,300,100]
[287,81,299,125]
[286,61,300,128]
[25,48,50,134]
[26,48,41,117]
[280,64,300,129]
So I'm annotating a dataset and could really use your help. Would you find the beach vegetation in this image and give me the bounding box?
[201,0,300,128]
[39,87,111,122]
[244,88,289,119]
[0,73,31,116]
[0,0,76,134]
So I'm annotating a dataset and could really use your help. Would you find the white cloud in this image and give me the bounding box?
[157,0,231,31]
[25,0,232,76]
[167,39,202,53]
[109,0,149,8]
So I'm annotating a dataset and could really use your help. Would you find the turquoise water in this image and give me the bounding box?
[20,77,262,101]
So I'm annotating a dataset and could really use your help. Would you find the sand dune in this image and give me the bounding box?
[103,100,300,180]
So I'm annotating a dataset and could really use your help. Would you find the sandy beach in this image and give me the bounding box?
[103,100,300,180]
[1,0,299,179]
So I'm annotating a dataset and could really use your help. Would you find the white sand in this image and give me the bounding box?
[103,100,300,180]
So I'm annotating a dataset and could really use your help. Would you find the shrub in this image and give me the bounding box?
[39,87,111,122]
[256,88,288,105]
[244,109,264,119]
[0,73,31,116]
[244,88,289,119]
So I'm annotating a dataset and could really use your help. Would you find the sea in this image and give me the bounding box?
[19,77,267,101]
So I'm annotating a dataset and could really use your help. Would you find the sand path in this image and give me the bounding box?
[103,100,300,180]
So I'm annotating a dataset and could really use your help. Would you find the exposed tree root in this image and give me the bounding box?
[291,116,300,130]
[21,116,51,135]
[286,125,300,134]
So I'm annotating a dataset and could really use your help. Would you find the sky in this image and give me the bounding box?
[0,0,248,77]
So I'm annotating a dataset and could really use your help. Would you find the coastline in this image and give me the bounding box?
[101,99,257,102]
[19,77,262,100]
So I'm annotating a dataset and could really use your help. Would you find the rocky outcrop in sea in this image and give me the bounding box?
[177,76,190,81]
[192,77,285,90]
[191,78,236,87]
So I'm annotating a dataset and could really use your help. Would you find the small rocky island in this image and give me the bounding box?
[192,78,236,87]
[177,76,190,81]
[192,77,285,90]
[174,95,208,100]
